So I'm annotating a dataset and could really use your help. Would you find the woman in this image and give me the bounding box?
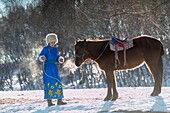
[38,33,67,107]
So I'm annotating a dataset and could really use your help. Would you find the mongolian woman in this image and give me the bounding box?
[38,33,67,107]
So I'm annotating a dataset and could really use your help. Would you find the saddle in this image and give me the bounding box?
[109,37,133,51]
[109,36,134,68]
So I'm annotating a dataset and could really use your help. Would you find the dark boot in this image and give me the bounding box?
[47,99,55,107]
[57,99,67,105]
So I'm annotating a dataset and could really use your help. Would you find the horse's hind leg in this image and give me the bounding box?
[146,57,163,96]
[151,57,163,95]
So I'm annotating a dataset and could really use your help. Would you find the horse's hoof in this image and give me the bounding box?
[150,92,159,96]
[111,98,117,101]
[104,98,109,101]
[111,96,118,101]
[104,97,111,101]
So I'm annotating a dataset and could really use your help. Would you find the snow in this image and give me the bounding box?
[0,87,170,113]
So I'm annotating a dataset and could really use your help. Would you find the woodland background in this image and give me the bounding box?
[0,0,170,91]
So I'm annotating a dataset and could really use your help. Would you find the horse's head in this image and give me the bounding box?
[75,39,90,66]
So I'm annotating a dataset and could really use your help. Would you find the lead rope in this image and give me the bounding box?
[42,62,84,88]
[94,42,109,61]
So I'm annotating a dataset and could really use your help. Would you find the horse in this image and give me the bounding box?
[75,35,164,101]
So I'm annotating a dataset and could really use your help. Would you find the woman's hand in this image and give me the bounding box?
[39,56,46,62]
[59,56,64,64]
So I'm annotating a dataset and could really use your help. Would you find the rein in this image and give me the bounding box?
[94,42,109,61]
[42,62,84,88]
[76,41,109,62]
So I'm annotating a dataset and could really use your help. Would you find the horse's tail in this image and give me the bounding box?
[158,46,164,86]
[161,42,164,56]
[161,45,164,55]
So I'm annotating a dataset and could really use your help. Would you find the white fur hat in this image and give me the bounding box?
[45,33,58,44]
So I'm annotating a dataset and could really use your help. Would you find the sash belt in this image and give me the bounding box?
[45,60,57,64]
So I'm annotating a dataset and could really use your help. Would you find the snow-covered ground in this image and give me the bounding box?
[0,87,170,113]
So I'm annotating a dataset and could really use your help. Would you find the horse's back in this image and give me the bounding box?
[134,35,162,44]
[132,36,164,65]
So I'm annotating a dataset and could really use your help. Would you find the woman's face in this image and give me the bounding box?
[49,41,56,47]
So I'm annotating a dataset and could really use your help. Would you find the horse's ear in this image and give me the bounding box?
[84,39,86,42]
[83,39,86,47]
[74,40,77,45]
[75,38,80,45]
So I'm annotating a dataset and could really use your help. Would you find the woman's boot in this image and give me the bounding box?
[57,99,67,105]
[47,99,55,107]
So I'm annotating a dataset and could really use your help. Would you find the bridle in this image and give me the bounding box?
[76,41,109,62]
[75,49,89,61]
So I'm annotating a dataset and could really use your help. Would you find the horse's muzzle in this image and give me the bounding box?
[75,62,81,67]
[75,59,83,66]
[75,56,83,66]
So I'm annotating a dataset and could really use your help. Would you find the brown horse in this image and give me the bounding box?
[75,35,164,101]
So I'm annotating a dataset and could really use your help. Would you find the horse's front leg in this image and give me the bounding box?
[104,71,118,101]
[104,87,112,101]
[111,74,118,101]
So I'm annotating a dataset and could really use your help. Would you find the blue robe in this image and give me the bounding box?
[39,45,64,99]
